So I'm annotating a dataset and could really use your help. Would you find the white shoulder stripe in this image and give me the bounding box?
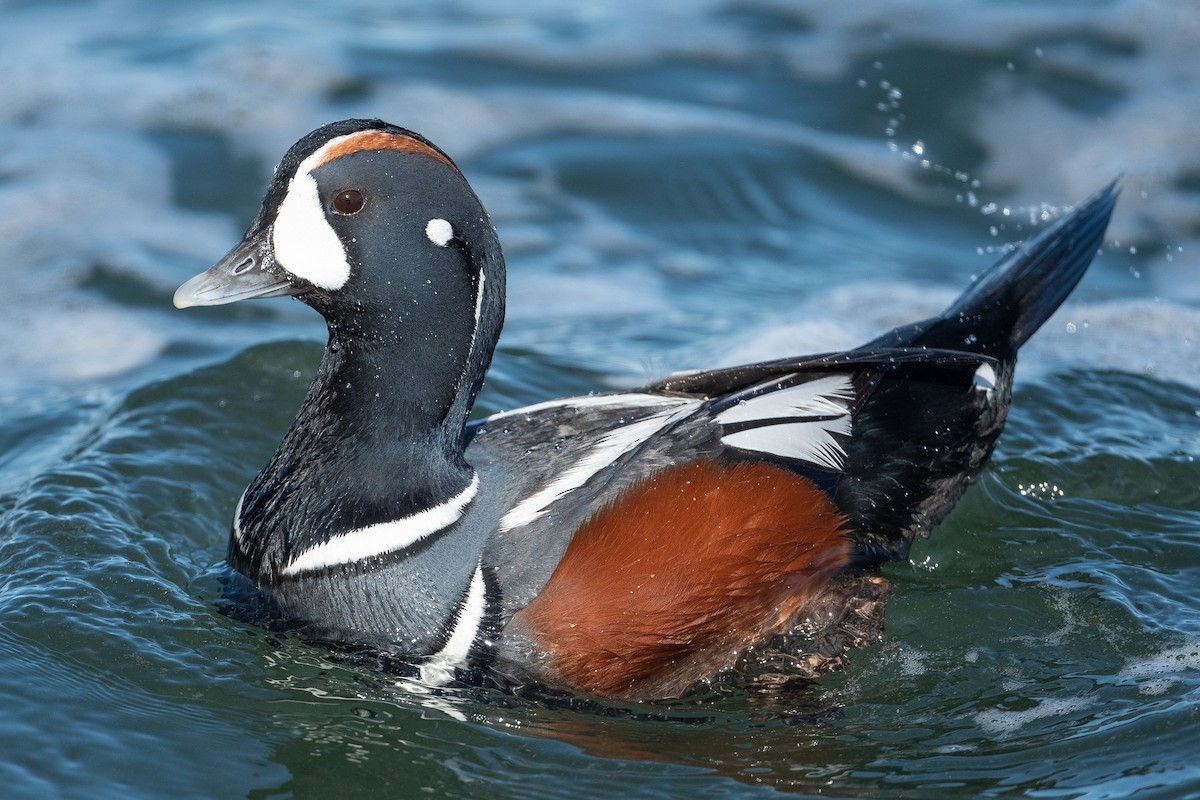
[716,374,854,470]
[419,561,487,687]
[498,401,699,532]
[282,473,479,575]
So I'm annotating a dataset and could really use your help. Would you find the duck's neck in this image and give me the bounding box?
[230,326,481,583]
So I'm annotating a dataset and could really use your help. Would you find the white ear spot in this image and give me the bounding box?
[426,218,453,247]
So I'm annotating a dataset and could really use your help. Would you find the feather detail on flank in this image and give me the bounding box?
[282,473,480,575]
[716,374,855,470]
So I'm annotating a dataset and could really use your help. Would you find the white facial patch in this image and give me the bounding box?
[271,136,358,291]
[426,218,453,247]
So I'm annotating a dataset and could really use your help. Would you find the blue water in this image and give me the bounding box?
[2,1,1199,797]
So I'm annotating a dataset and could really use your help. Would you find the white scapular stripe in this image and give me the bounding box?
[419,561,487,687]
[271,134,359,290]
[484,392,681,424]
[283,473,480,575]
[498,401,698,531]
[716,374,854,470]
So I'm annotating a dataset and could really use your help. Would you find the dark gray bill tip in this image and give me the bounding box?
[173,253,298,309]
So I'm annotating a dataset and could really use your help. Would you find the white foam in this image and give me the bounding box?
[1118,640,1200,695]
[974,697,1091,736]
[3,0,1198,394]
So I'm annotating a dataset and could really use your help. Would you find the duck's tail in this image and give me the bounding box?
[836,181,1118,563]
[868,180,1120,359]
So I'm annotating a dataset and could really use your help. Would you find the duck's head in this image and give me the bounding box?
[175,119,505,434]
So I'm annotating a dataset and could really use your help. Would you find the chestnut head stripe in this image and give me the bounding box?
[314,130,457,172]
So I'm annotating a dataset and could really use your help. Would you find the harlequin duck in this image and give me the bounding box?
[175,118,1117,700]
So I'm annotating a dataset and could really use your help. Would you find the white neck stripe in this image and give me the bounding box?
[282,473,479,575]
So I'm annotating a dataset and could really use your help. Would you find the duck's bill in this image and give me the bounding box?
[173,234,300,308]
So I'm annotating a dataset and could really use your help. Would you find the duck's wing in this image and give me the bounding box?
[647,347,1008,563]
[469,346,1000,620]
[471,180,1119,603]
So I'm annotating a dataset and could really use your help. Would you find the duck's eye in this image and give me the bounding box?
[332,189,364,215]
